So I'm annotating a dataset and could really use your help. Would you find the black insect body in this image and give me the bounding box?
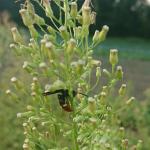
[43,89,88,112]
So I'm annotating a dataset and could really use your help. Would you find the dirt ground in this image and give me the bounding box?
[100,58,150,100]
[122,59,150,99]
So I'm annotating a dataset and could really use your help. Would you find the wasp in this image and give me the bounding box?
[43,89,88,112]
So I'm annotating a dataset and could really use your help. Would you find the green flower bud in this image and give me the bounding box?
[41,121,51,126]
[34,14,45,25]
[30,38,39,50]
[43,34,56,43]
[19,9,34,26]
[45,42,56,59]
[5,89,11,95]
[10,77,17,83]
[9,43,16,49]
[96,67,101,77]
[122,139,129,148]
[33,77,38,83]
[11,27,24,44]
[82,25,89,37]
[40,39,46,52]
[119,127,125,138]
[24,138,29,144]
[99,92,106,104]
[126,97,135,105]
[32,127,37,131]
[77,87,84,101]
[23,131,28,135]
[88,97,96,113]
[47,26,56,36]
[90,11,96,24]
[77,15,83,24]
[98,25,109,42]
[136,140,143,149]
[77,60,85,74]
[70,2,78,18]
[6,89,18,101]
[59,26,69,40]
[103,69,111,77]
[82,6,91,26]
[109,49,118,66]
[17,111,33,118]
[39,62,47,69]
[87,49,93,56]
[31,92,36,97]
[91,59,101,67]
[31,82,36,92]
[66,38,76,54]
[27,105,34,111]
[74,26,82,39]
[102,86,108,94]
[119,84,127,96]
[23,143,29,150]
[43,0,53,17]
[10,43,22,55]
[27,0,35,19]
[28,25,38,39]
[92,30,99,43]
[22,61,33,73]
[10,77,22,89]
[116,66,123,80]
[82,0,91,8]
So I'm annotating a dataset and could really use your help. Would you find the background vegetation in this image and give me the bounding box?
[1,0,150,37]
[0,0,150,149]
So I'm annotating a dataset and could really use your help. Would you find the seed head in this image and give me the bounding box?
[70,2,78,18]
[126,97,135,105]
[98,25,109,42]
[103,69,111,77]
[11,77,17,83]
[6,89,11,95]
[90,11,96,24]
[66,38,76,54]
[119,84,127,96]
[59,26,69,40]
[82,6,91,26]
[11,27,24,44]
[19,9,34,26]
[88,97,96,113]
[109,49,118,66]
[96,67,101,77]
[93,30,99,43]
[23,143,29,150]
[116,66,123,80]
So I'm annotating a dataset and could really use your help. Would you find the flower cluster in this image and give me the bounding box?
[9,0,142,149]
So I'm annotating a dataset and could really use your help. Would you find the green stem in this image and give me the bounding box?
[71,98,79,150]
[88,76,100,93]
[64,0,68,28]
[112,64,115,75]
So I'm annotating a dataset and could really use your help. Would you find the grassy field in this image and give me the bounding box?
[95,37,150,61]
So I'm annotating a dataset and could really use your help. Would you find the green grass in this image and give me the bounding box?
[95,37,150,61]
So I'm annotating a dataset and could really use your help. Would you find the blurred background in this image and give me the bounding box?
[0,0,150,149]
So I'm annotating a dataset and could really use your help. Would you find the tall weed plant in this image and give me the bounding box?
[9,0,142,149]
